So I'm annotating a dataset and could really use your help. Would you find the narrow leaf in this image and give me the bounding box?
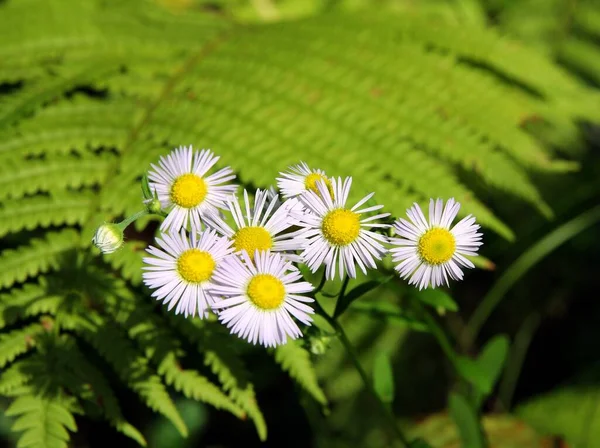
[334,276,392,318]
[448,392,486,448]
[373,352,394,404]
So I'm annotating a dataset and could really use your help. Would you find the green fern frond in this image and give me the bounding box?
[70,313,188,437]
[0,361,31,395]
[0,324,44,369]
[158,352,246,418]
[274,340,328,406]
[204,350,268,441]
[54,336,147,446]
[0,229,79,289]
[0,282,58,329]
[5,391,77,448]
[0,193,93,238]
[0,154,114,201]
[104,240,145,286]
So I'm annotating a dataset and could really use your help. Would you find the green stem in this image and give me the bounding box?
[320,275,351,298]
[497,313,541,411]
[117,209,148,230]
[313,300,410,447]
[464,205,600,348]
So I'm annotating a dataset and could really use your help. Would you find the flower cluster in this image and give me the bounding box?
[96,146,482,347]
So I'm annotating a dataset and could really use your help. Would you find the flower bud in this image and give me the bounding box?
[92,223,124,254]
[145,197,163,214]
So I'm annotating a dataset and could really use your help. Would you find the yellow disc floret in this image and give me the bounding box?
[418,228,456,265]
[322,208,360,246]
[233,227,273,258]
[305,173,334,198]
[170,174,207,208]
[247,274,286,310]
[177,249,216,283]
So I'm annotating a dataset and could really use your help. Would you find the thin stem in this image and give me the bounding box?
[313,300,410,447]
[464,205,600,348]
[117,209,148,230]
[497,313,541,411]
[320,275,351,298]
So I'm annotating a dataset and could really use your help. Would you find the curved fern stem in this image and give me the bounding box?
[313,298,410,447]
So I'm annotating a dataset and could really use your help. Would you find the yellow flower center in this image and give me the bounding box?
[177,249,216,283]
[233,226,273,258]
[247,274,286,310]
[418,228,456,265]
[305,173,334,198]
[322,208,360,246]
[170,174,207,208]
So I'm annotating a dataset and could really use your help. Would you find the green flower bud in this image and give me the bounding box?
[145,197,163,214]
[92,223,124,254]
[309,334,332,356]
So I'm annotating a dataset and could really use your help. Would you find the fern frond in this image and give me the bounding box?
[0,282,60,329]
[54,336,147,447]
[172,316,267,441]
[0,62,121,129]
[0,361,30,395]
[0,153,114,201]
[0,323,44,369]
[70,313,188,437]
[104,240,145,286]
[274,340,327,406]
[0,192,93,238]
[158,352,246,418]
[0,229,78,289]
[5,391,77,448]
[204,350,267,441]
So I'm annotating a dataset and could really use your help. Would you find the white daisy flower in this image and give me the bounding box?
[204,189,305,261]
[390,198,483,290]
[148,146,237,234]
[211,251,314,347]
[142,229,233,318]
[276,161,334,199]
[293,176,390,280]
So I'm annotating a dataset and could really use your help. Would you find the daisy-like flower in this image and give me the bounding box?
[148,146,237,234]
[389,198,482,290]
[142,229,233,317]
[211,251,314,347]
[293,177,390,280]
[276,161,334,199]
[204,189,305,261]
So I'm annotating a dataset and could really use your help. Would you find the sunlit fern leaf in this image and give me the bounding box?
[0,193,93,239]
[0,324,44,369]
[0,229,79,289]
[0,154,115,202]
[275,340,328,406]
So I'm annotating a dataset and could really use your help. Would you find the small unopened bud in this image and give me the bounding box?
[309,334,332,356]
[92,223,124,254]
[145,197,163,214]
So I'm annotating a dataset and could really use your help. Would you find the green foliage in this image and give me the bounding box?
[274,339,328,405]
[448,392,486,448]
[0,0,598,445]
[372,352,394,404]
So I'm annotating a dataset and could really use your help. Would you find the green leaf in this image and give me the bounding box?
[455,336,510,401]
[350,301,429,332]
[448,392,486,448]
[409,438,434,448]
[333,276,392,318]
[414,289,458,312]
[372,352,394,404]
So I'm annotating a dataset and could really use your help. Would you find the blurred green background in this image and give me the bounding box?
[1,0,600,447]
